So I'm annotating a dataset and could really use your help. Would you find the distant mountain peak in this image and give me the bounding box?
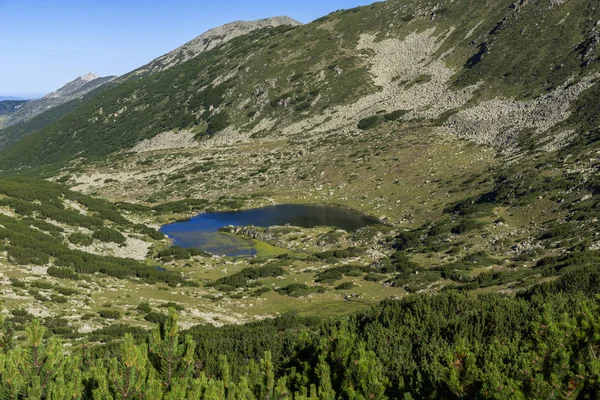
[2,73,116,128]
[121,16,302,81]
[80,73,99,82]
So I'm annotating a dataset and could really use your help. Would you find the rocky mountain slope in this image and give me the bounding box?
[0,18,301,152]
[0,100,28,129]
[0,100,28,116]
[1,0,598,171]
[119,16,301,82]
[1,73,116,128]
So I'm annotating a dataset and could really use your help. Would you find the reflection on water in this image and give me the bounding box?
[160,204,380,257]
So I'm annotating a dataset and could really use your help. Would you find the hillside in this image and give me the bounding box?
[0,85,113,151]
[0,100,28,127]
[1,73,116,128]
[0,0,597,303]
[1,0,598,170]
[0,19,301,153]
[119,16,302,82]
[0,100,28,116]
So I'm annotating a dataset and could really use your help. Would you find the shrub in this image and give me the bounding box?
[315,247,363,260]
[136,302,152,314]
[10,278,25,288]
[31,280,53,290]
[213,266,286,289]
[92,228,126,244]
[357,115,382,130]
[55,286,79,296]
[335,282,357,290]
[156,246,191,260]
[452,218,485,234]
[188,248,211,257]
[135,224,165,240]
[364,273,386,282]
[276,284,324,297]
[69,233,93,246]
[144,312,167,324]
[205,112,229,136]
[51,295,68,304]
[346,268,365,277]
[384,109,409,121]
[48,266,80,280]
[159,302,185,311]
[99,309,122,319]
[295,102,311,111]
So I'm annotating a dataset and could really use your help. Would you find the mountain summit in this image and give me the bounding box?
[122,16,302,80]
[43,73,105,100]
[1,73,115,127]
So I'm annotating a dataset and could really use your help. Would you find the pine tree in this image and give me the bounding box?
[260,351,275,399]
[106,333,149,399]
[24,319,64,399]
[149,308,195,390]
[315,355,336,400]
[343,343,389,400]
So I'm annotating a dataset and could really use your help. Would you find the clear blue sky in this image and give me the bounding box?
[1,0,374,98]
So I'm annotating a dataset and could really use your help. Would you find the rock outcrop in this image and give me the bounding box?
[220,225,283,246]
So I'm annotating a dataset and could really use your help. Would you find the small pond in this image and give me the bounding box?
[160,204,381,257]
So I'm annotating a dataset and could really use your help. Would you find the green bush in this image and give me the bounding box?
[10,278,25,288]
[55,286,79,296]
[144,311,167,324]
[47,266,80,280]
[51,295,68,304]
[357,115,382,130]
[452,218,485,234]
[136,302,152,314]
[335,282,357,290]
[159,302,185,311]
[31,280,53,290]
[92,228,126,244]
[276,283,324,297]
[364,272,386,282]
[384,109,409,121]
[213,265,285,289]
[68,233,93,246]
[205,112,229,136]
[98,309,122,319]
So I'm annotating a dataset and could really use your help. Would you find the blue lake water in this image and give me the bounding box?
[160,204,381,257]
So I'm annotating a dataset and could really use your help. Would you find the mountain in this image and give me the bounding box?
[0,100,28,129]
[0,96,25,101]
[0,85,112,150]
[1,73,116,128]
[119,16,302,81]
[2,0,598,170]
[0,100,28,116]
[0,18,300,151]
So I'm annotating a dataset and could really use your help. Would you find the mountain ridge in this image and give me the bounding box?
[0,96,26,101]
[119,16,302,82]
[1,0,598,171]
[1,73,116,128]
[0,17,302,150]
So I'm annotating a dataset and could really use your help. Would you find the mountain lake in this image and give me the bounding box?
[160,204,381,257]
